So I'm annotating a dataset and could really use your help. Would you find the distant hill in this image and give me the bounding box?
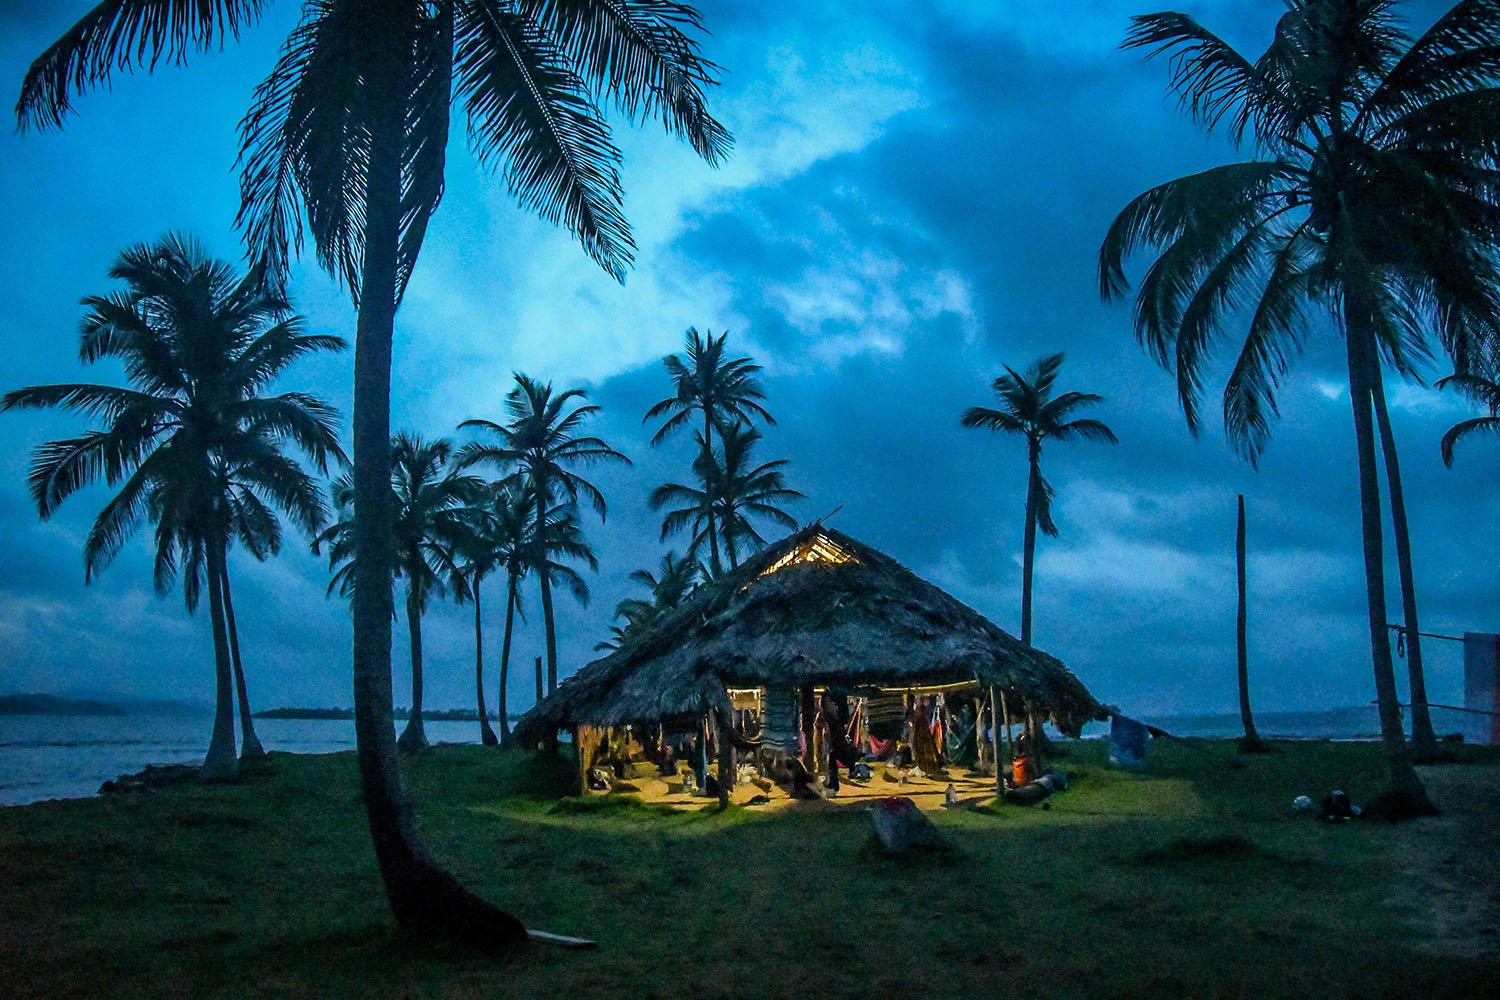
[0,694,127,717]
[255,707,503,721]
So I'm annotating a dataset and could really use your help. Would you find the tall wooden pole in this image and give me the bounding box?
[1237,494,1262,750]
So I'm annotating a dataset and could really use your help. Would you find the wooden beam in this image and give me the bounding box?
[527,929,597,949]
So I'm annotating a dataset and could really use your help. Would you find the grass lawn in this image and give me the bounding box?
[1,738,1497,999]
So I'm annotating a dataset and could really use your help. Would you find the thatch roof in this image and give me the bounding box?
[513,525,1100,744]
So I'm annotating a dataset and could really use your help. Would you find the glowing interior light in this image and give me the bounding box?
[757,533,858,579]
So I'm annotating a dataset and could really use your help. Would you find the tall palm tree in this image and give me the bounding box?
[453,498,504,746]
[1098,1,1500,810]
[1438,371,1500,463]
[1371,365,1439,759]
[598,550,700,650]
[710,422,803,570]
[316,434,484,752]
[960,353,1117,647]
[458,375,627,694]
[645,328,772,575]
[19,0,728,942]
[652,422,802,573]
[214,439,344,764]
[488,485,535,745]
[2,234,343,780]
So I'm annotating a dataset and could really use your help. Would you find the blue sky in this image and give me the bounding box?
[1,0,1493,722]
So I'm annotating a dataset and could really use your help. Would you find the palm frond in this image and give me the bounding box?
[455,1,633,281]
[1124,11,1258,135]
[519,0,732,164]
[17,0,269,130]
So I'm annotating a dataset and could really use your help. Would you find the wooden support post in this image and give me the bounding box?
[574,727,586,795]
[1001,689,1014,778]
[990,685,1003,795]
[799,686,817,773]
[713,710,732,809]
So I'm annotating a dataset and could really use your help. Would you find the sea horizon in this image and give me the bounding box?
[2,702,1472,808]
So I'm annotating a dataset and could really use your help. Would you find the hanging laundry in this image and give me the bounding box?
[866,691,907,741]
[1464,633,1500,746]
[1109,714,1148,769]
[760,687,799,754]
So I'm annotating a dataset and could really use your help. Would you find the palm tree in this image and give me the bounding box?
[1098,1,1500,811]
[652,422,802,573]
[214,438,343,764]
[316,434,484,752]
[532,502,598,648]
[487,486,535,745]
[1438,371,1500,463]
[19,0,728,941]
[1371,365,1439,760]
[1,234,343,780]
[645,328,772,575]
[960,353,1117,647]
[649,437,717,570]
[458,375,627,695]
[453,499,504,746]
[598,550,700,650]
[710,423,803,570]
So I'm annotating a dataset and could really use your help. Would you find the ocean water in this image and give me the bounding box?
[1077,704,1476,742]
[2,704,1476,807]
[0,714,493,807]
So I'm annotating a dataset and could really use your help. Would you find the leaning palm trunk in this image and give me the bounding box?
[1344,310,1431,813]
[397,586,429,753]
[473,572,498,746]
[348,33,524,944]
[1371,369,1439,762]
[499,570,519,745]
[220,560,266,761]
[201,542,239,780]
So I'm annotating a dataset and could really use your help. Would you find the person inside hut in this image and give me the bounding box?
[820,690,861,793]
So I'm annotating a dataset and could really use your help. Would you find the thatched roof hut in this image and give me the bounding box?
[514,525,1100,745]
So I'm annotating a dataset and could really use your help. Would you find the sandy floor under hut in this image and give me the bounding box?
[591,760,1004,813]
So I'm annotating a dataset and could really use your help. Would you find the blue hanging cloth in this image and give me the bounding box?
[1109,714,1148,769]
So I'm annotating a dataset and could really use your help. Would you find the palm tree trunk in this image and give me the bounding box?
[534,487,558,695]
[474,572,498,746]
[498,569,518,745]
[201,540,239,780]
[398,585,429,752]
[1343,311,1432,813]
[1370,367,1439,761]
[1236,494,1262,751]
[220,559,266,762]
[1020,444,1041,646]
[703,412,722,577]
[348,10,524,945]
